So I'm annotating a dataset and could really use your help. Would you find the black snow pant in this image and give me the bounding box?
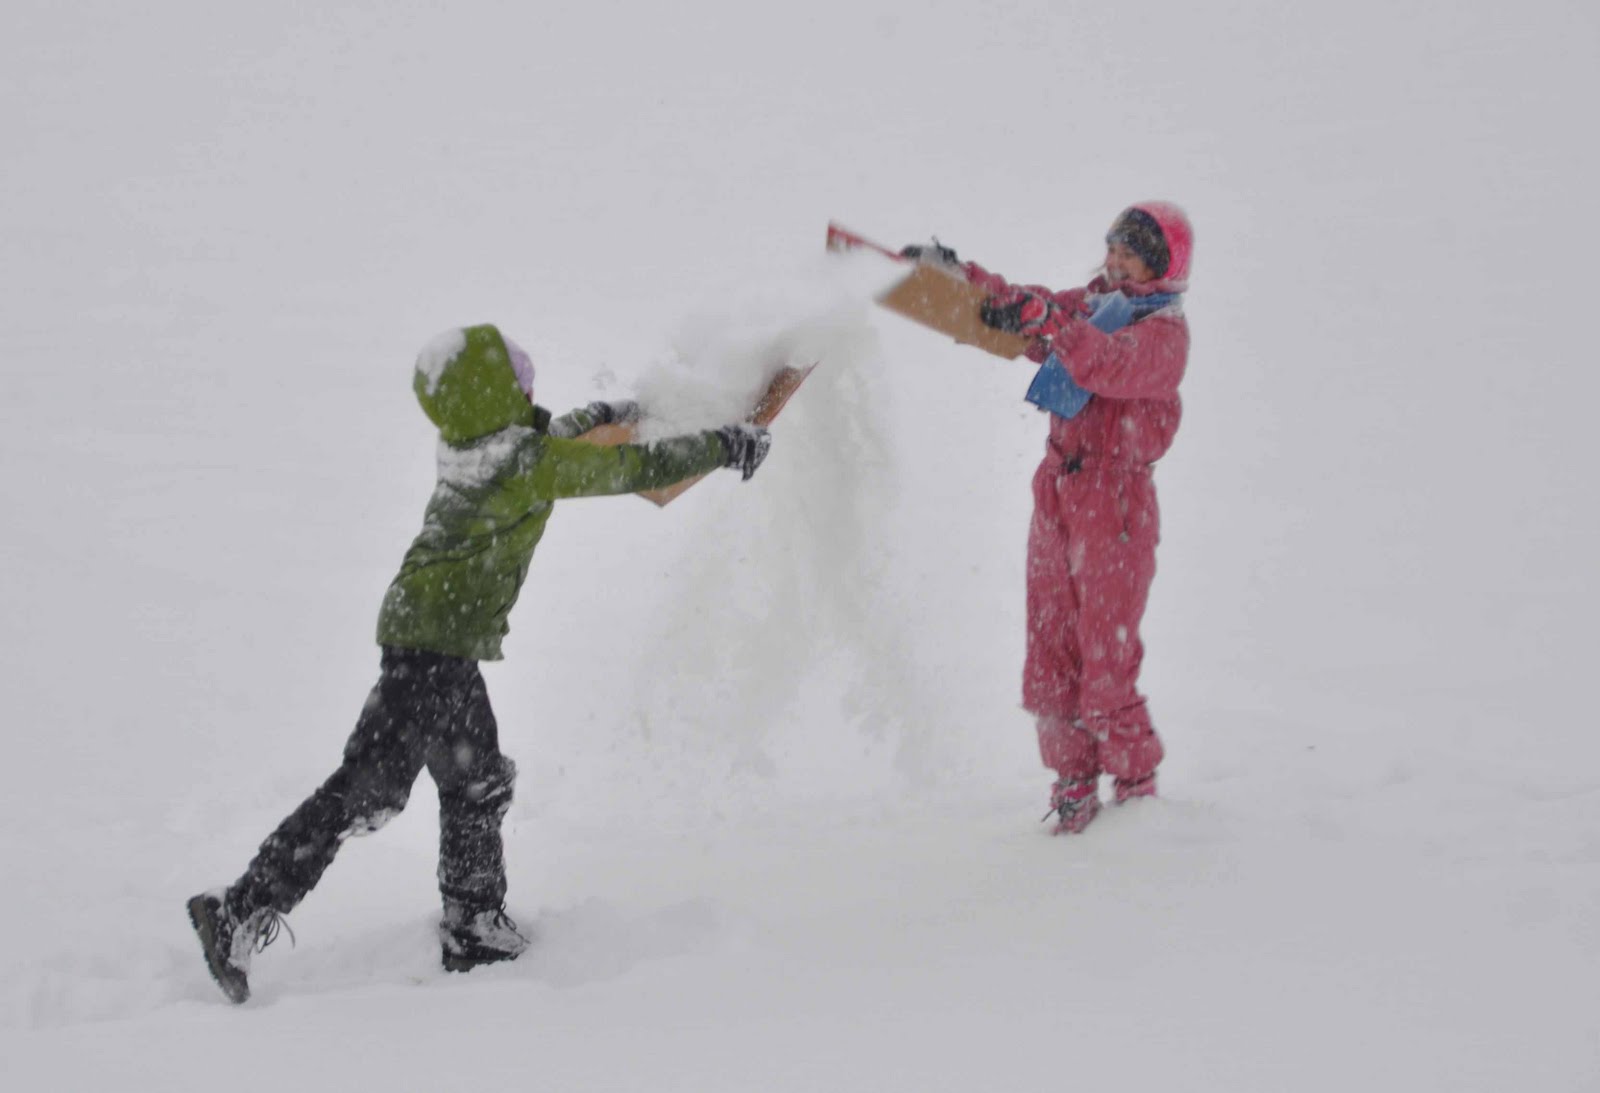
[227,647,516,922]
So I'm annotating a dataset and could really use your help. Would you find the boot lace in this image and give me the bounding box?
[1041,779,1096,824]
[1041,800,1087,823]
[252,909,295,953]
[485,905,524,939]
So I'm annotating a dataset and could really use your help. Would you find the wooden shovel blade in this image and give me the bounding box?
[877,263,1032,360]
[579,363,817,506]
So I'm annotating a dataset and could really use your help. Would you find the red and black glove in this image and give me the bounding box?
[980,287,1058,336]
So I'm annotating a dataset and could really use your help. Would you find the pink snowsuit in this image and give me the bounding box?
[965,204,1192,785]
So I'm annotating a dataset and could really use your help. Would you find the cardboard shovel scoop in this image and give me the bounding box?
[827,220,1033,360]
[579,363,815,506]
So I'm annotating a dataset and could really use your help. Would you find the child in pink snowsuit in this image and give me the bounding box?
[939,203,1194,833]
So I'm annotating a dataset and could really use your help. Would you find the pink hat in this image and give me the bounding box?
[504,337,536,402]
[1132,201,1194,284]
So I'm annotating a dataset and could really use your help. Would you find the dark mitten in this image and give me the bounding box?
[899,240,960,265]
[583,400,641,426]
[714,424,772,481]
[980,297,1026,333]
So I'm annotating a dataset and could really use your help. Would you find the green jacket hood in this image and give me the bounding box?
[413,324,536,444]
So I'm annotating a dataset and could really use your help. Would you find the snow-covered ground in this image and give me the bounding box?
[4,1,1598,1089]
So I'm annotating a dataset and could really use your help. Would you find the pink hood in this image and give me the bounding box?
[1131,201,1193,290]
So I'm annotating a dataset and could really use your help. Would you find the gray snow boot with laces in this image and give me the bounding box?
[439,898,529,972]
[186,889,292,1004]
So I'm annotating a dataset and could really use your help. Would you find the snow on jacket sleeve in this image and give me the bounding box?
[1055,312,1189,400]
[547,405,609,439]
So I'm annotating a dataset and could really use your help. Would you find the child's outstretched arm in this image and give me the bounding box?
[548,400,640,439]
[514,425,770,502]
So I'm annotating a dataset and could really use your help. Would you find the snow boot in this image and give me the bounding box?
[439,899,529,972]
[1113,773,1158,804]
[186,890,291,1004]
[1043,778,1101,835]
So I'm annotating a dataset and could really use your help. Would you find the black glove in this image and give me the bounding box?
[714,423,772,481]
[582,400,640,426]
[899,239,960,265]
[979,297,1027,333]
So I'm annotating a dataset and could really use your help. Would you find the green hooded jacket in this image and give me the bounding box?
[375,324,727,661]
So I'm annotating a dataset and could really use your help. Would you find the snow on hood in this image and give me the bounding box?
[411,324,537,445]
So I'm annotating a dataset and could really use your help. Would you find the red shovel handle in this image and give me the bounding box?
[825,222,908,262]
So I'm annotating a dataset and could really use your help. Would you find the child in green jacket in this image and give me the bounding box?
[187,324,770,1003]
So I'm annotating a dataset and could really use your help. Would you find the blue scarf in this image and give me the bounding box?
[1024,290,1181,418]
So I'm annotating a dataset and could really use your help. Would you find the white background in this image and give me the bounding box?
[3,1,1597,1089]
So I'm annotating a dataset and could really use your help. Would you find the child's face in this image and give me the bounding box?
[1104,241,1155,285]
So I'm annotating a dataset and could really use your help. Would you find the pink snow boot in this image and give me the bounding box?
[1113,773,1157,804]
[1042,778,1101,835]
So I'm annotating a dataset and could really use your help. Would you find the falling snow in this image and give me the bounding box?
[3,2,1597,1090]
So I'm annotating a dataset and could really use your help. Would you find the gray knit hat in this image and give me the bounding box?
[1105,206,1171,278]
